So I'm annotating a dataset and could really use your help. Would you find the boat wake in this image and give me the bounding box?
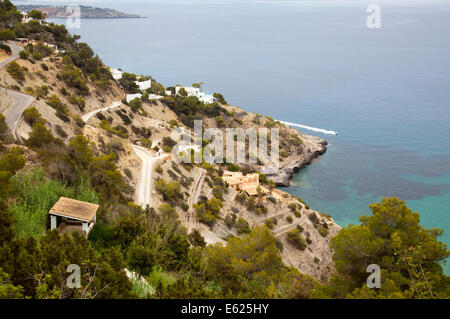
[277,120,338,136]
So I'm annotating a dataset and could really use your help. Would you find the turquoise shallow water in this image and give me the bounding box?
[49,0,450,273]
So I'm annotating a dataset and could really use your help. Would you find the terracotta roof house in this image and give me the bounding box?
[49,197,99,236]
[222,170,271,197]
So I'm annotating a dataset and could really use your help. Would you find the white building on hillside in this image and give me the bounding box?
[175,86,215,104]
[136,80,152,91]
[21,11,32,23]
[110,68,124,80]
[126,93,142,103]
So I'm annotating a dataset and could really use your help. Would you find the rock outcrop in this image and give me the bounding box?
[268,134,328,186]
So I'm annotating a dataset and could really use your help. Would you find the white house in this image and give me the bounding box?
[175,86,215,104]
[21,11,32,23]
[110,68,124,80]
[126,93,142,103]
[148,93,164,100]
[136,80,152,91]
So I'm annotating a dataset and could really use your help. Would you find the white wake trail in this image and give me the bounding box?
[278,120,338,136]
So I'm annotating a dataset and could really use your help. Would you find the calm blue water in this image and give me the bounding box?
[49,0,450,273]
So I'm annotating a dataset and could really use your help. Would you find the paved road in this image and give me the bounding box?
[132,145,168,208]
[82,101,121,123]
[1,41,35,140]
[0,41,21,69]
[2,89,35,139]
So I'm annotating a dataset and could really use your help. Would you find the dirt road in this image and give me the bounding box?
[186,168,206,232]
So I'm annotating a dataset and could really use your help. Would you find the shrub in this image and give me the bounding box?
[0,43,12,54]
[141,138,152,149]
[23,107,41,126]
[318,225,329,237]
[32,51,43,61]
[215,116,226,128]
[180,202,189,212]
[96,112,106,121]
[286,216,293,224]
[68,94,86,112]
[55,125,68,138]
[155,164,163,174]
[236,217,251,234]
[213,92,227,105]
[308,212,320,225]
[159,203,177,219]
[187,230,206,247]
[224,214,235,228]
[129,97,142,113]
[287,229,306,250]
[19,50,29,59]
[41,63,48,71]
[265,219,274,229]
[155,179,182,203]
[46,95,68,114]
[6,62,25,81]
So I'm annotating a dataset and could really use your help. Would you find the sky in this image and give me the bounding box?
[12,0,450,6]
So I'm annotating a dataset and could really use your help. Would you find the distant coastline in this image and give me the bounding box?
[17,4,145,19]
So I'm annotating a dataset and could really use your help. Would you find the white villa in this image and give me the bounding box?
[126,93,142,103]
[175,86,215,104]
[136,80,152,91]
[21,11,32,23]
[126,93,164,103]
[110,68,124,80]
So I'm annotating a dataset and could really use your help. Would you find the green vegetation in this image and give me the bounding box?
[10,167,99,239]
[155,179,182,205]
[6,62,25,82]
[287,229,307,250]
[0,4,448,300]
[194,197,223,227]
[22,107,41,126]
[213,92,227,105]
[312,197,450,299]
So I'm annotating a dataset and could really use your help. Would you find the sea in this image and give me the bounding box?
[43,0,450,273]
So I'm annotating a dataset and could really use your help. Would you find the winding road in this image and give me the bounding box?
[0,41,21,69]
[82,101,121,123]
[132,145,168,208]
[1,41,35,140]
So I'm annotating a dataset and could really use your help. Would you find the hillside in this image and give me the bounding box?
[17,5,143,19]
[2,1,448,299]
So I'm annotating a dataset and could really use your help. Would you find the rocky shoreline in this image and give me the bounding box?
[268,134,328,187]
